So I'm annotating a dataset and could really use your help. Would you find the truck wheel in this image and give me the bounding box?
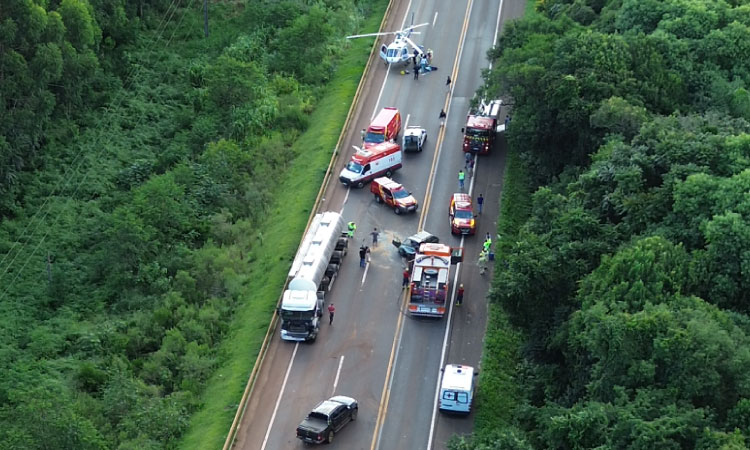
[356,180,364,189]
[374,194,382,203]
[385,169,393,178]
[336,238,348,253]
[331,251,344,264]
[394,207,401,215]
[327,430,334,443]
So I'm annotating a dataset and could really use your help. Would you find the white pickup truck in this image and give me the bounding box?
[402,126,427,152]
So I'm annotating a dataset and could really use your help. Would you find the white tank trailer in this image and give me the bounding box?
[279,211,348,342]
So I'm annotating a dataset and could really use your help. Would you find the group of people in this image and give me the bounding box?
[349,223,381,268]
[412,48,435,80]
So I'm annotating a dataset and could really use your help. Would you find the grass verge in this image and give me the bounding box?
[473,148,532,439]
[178,2,388,448]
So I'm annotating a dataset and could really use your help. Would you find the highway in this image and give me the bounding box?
[231,0,524,448]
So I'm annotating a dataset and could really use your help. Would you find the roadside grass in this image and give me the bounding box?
[178,2,388,448]
[473,148,532,438]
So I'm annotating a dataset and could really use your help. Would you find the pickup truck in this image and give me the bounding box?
[371,177,418,214]
[296,396,358,444]
[403,126,427,152]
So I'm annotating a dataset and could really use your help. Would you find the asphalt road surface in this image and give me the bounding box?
[232,0,524,448]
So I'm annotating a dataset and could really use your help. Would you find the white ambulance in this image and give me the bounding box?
[438,364,477,414]
[339,142,402,188]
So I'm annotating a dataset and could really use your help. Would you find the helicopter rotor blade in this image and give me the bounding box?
[346,31,397,39]
[403,35,425,54]
[404,22,430,32]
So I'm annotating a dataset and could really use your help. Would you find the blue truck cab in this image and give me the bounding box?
[438,364,476,414]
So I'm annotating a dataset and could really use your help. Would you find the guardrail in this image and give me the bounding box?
[221,2,396,448]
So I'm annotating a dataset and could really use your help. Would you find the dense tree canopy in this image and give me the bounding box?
[0,0,369,447]
[457,0,750,448]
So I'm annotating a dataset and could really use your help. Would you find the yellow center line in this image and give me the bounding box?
[369,1,475,448]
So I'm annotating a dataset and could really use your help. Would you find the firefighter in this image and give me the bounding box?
[479,249,489,275]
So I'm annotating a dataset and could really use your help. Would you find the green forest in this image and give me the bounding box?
[0,0,381,448]
[456,0,750,448]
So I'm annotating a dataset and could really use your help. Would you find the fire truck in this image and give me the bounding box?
[461,99,503,155]
[408,243,462,318]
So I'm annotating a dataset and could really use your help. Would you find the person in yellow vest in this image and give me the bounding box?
[347,221,357,238]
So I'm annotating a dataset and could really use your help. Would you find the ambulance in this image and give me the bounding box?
[364,107,401,148]
[439,364,477,415]
[339,142,402,188]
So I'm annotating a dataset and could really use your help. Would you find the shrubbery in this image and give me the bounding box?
[456,0,750,448]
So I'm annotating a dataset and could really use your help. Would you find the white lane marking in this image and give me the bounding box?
[433,12,439,27]
[361,257,371,285]
[332,355,346,396]
[373,67,391,121]
[490,0,504,70]
[427,0,487,443]
[261,342,299,450]
[374,296,408,450]
[404,113,411,130]
[342,187,350,210]
[372,0,414,119]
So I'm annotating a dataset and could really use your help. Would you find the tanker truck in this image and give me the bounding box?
[279,211,348,342]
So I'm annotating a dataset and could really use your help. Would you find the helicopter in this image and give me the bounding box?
[346,18,430,65]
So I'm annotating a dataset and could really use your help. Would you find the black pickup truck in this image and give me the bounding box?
[296,395,358,444]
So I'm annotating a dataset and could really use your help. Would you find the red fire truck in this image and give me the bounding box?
[408,243,462,318]
[461,99,503,155]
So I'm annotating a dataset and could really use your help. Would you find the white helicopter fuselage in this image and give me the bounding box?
[347,20,429,67]
[380,39,412,64]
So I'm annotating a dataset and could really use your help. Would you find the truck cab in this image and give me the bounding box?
[364,107,401,148]
[371,177,418,214]
[462,99,502,155]
[439,364,477,414]
[279,284,323,342]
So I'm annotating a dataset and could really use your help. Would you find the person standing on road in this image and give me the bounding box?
[414,64,419,80]
[478,250,489,275]
[458,170,466,190]
[328,303,335,325]
[456,284,465,306]
[361,128,366,141]
[439,109,447,127]
[371,228,379,246]
[477,193,484,215]
[347,221,357,238]
[465,152,472,170]
[446,76,452,92]
[483,232,492,253]
[359,245,367,267]
[403,268,410,288]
